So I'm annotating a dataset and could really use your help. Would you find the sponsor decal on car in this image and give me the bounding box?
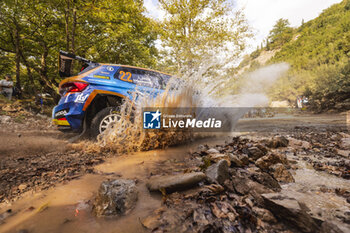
[93,75,110,79]
[75,93,89,103]
[54,109,69,118]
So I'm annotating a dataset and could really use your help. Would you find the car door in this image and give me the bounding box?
[114,67,163,100]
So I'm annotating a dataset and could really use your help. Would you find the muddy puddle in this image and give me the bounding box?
[281,158,350,229]
[0,137,228,233]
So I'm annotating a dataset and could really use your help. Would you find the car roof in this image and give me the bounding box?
[99,63,172,76]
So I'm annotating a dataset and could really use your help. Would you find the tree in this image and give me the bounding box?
[158,0,251,73]
[268,18,293,48]
[0,0,160,101]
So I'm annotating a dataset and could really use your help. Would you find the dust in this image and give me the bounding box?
[83,63,289,154]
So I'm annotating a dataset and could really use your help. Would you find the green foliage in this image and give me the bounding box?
[0,0,159,100]
[267,0,350,110]
[267,18,294,50]
[158,0,251,73]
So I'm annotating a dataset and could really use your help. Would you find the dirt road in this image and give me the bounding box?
[0,112,349,232]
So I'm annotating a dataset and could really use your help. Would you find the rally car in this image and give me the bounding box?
[52,51,171,137]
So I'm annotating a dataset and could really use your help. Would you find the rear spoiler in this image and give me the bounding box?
[59,50,97,77]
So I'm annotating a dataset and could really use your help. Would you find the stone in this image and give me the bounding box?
[320,221,347,233]
[238,154,250,166]
[18,184,27,191]
[207,153,231,166]
[231,177,250,195]
[250,172,281,192]
[288,137,311,150]
[340,138,350,150]
[231,177,272,195]
[252,207,277,223]
[267,136,289,148]
[147,172,206,192]
[93,179,138,217]
[269,163,295,183]
[228,154,244,167]
[339,132,350,138]
[207,148,220,154]
[247,147,265,160]
[205,160,229,185]
[141,214,161,230]
[336,149,349,158]
[262,193,320,232]
[255,153,288,171]
[0,115,11,124]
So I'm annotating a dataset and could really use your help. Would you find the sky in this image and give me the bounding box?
[144,0,343,53]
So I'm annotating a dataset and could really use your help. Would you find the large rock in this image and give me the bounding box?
[247,147,265,160]
[255,153,288,171]
[147,172,206,192]
[231,176,272,195]
[320,221,347,233]
[262,193,320,232]
[288,137,311,150]
[269,163,295,183]
[205,160,229,185]
[250,172,281,191]
[267,136,289,148]
[93,179,138,217]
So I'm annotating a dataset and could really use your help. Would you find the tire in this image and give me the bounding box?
[90,107,120,138]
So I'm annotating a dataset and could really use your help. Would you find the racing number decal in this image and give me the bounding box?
[119,71,132,82]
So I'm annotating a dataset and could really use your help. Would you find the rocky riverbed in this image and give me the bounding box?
[139,132,350,233]
[0,109,349,233]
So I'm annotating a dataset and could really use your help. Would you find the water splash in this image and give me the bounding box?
[85,62,289,154]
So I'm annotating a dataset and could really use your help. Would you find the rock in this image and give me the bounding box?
[238,154,250,166]
[207,153,231,166]
[18,184,27,191]
[228,154,244,167]
[252,207,276,223]
[93,179,138,217]
[336,149,349,158]
[255,153,288,171]
[250,172,281,192]
[269,163,295,183]
[147,172,206,192]
[267,136,289,148]
[141,214,161,230]
[288,137,311,150]
[262,193,320,232]
[340,138,350,150]
[247,147,265,160]
[0,115,11,124]
[207,148,220,154]
[339,132,350,138]
[320,221,347,233]
[205,160,229,185]
[231,177,272,195]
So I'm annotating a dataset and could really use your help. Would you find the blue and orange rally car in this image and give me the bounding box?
[52,51,171,137]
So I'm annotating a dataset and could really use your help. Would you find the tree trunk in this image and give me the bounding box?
[71,7,77,53]
[64,0,70,51]
[40,43,60,102]
[14,23,21,94]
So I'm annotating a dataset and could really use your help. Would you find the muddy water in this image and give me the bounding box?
[281,157,350,231]
[0,137,227,233]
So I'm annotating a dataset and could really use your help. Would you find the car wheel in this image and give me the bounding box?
[90,107,120,138]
